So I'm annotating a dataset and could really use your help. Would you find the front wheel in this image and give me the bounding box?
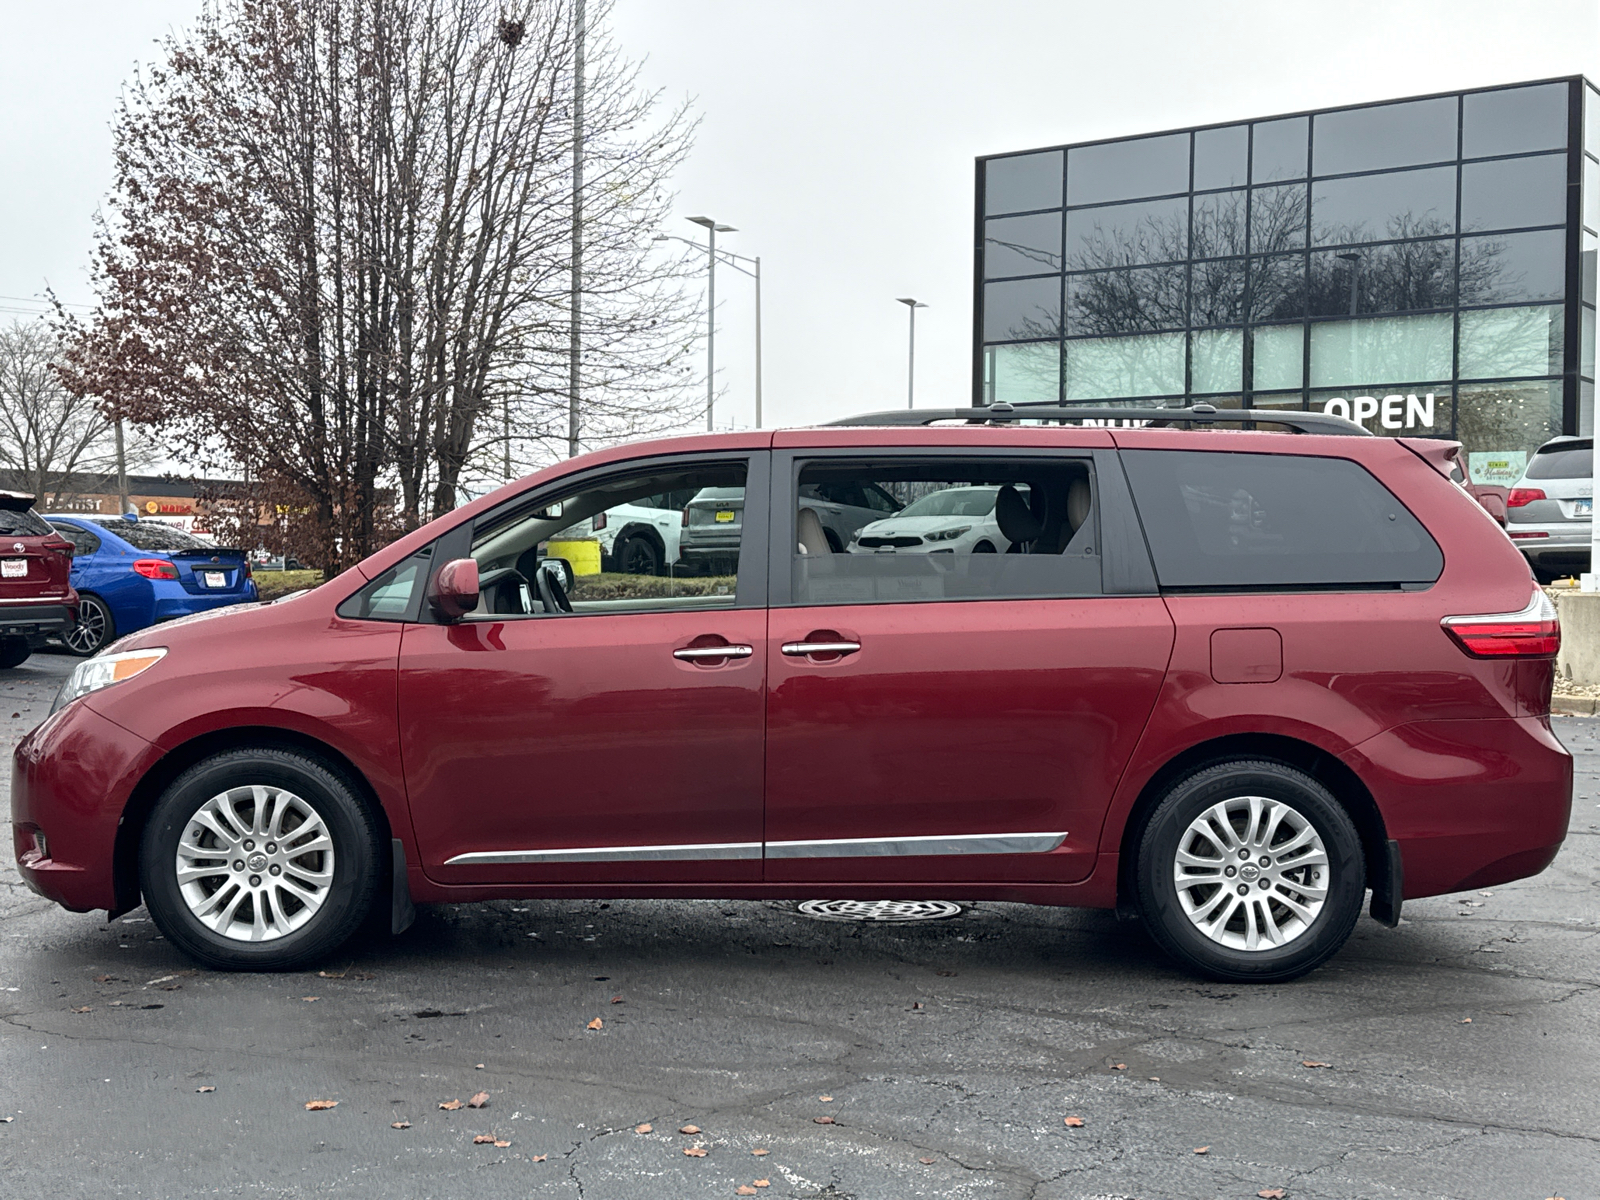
[63,594,115,657]
[0,636,29,669]
[1134,759,1365,983]
[140,748,383,971]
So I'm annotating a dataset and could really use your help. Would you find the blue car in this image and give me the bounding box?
[44,515,259,656]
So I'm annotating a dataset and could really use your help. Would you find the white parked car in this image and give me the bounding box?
[848,485,1021,555]
[586,492,696,576]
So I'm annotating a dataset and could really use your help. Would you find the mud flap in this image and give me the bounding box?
[1368,838,1403,928]
[391,838,416,935]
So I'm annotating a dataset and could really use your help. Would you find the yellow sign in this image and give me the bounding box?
[145,500,159,515]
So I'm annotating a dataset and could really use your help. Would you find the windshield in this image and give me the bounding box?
[1524,445,1592,480]
[899,487,1002,519]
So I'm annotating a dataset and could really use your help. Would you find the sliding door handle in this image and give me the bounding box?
[673,644,754,660]
[781,640,861,657]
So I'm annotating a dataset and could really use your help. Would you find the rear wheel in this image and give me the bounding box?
[1134,759,1365,983]
[140,748,382,971]
[615,532,663,576]
[0,636,29,669]
[63,594,114,657]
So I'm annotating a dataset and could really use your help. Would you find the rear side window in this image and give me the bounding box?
[0,506,52,537]
[1523,443,1592,480]
[1121,449,1442,589]
[49,522,102,556]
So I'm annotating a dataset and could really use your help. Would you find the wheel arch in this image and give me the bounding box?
[1113,731,1388,916]
[110,725,394,917]
[616,522,666,554]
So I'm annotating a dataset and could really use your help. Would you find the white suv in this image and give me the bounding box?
[1506,436,1592,582]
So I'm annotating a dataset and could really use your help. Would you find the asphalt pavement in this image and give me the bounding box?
[2,650,1597,1200]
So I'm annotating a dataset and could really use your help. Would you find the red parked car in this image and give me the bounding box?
[11,404,1572,982]
[0,491,78,669]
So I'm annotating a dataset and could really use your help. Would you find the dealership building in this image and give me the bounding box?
[974,76,1598,485]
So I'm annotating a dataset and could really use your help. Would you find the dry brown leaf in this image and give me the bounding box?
[1194,1145,1209,1154]
[301,996,320,1003]
[196,1086,216,1094]
[1064,1116,1085,1127]
[93,974,114,983]
[475,1063,485,1069]
[752,1148,769,1156]
[439,1099,463,1111]
[468,1092,490,1109]
[1111,1062,1127,1070]
[680,1124,701,1134]
[813,1116,834,1124]
[1459,1018,1472,1024]
[737,1188,758,1196]
[611,995,625,1004]
[1301,1060,1331,1069]
[531,1154,547,1162]
[317,970,345,979]
[473,1134,496,1144]
[494,1139,510,1148]
[304,1100,338,1111]
[818,1094,833,1102]
[586,1017,603,1031]
[71,1006,91,1014]
[391,1121,411,1129]
[919,1157,935,1164]
[635,1123,652,1134]
[1258,1190,1287,1199]
[683,1146,708,1157]
[753,1182,769,1190]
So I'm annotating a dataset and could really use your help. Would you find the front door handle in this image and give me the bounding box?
[673,644,754,660]
[781,640,861,657]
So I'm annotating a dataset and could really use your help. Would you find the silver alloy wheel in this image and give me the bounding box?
[1172,795,1329,952]
[63,599,107,655]
[175,785,336,942]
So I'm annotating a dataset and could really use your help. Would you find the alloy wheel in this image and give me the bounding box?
[64,599,108,655]
[1171,794,1329,951]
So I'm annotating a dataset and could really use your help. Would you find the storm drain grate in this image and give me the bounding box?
[797,899,963,923]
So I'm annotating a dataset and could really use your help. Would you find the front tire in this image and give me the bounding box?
[139,748,382,971]
[63,594,114,657]
[1134,759,1365,983]
[0,636,30,669]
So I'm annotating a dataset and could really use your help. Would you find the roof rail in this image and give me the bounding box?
[828,401,1372,436]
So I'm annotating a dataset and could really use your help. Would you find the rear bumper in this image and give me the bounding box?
[0,601,76,636]
[1343,715,1572,900]
[152,589,257,623]
[1507,522,1590,566]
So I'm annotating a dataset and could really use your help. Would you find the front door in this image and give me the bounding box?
[763,446,1174,885]
[399,452,770,885]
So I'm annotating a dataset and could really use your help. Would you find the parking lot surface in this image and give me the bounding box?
[2,651,1597,1200]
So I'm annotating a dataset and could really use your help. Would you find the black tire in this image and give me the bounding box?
[972,541,996,554]
[63,594,115,657]
[615,532,663,576]
[0,636,30,669]
[139,748,383,971]
[1134,759,1365,983]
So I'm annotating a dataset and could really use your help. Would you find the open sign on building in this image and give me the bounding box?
[1319,393,1438,431]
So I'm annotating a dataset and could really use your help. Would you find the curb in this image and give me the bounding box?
[1552,696,1597,715]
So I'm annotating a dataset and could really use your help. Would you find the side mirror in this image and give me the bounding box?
[429,557,480,622]
[538,557,573,590]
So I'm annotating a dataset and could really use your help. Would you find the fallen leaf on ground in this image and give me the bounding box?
[93,975,114,983]
[1301,1060,1331,1069]
[911,1001,924,1010]
[468,1092,490,1108]
[919,1157,935,1164]
[317,970,345,979]
[635,1123,652,1134]
[587,1017,603,1030]
[813,1116,834,1124]
[1460,1017,1472,1023]
[304,1100,338,1111]
[475,1063,485,1069]
[737,1189,758,1196]
[196,1086,215,1094]
[1064,1116,1085,1127]
[494,1138,510,1147]
[753,1182,769,1189]
[531,1154,547,1162]
[611,995,624,1004]
[683,1146,707,1157]
[680,1124,701,1134]
[819,1094,833,1102]
[752,1148,769,1156]
[439,1099,463,1111]
[1258,1190,1287,1199]
[301,996,319,1002]
[1148,1076,1161,1082]
[1111,1062,1127,1070]
[1193,1145,1209,1154]
[0,1117,12,1123]
[473,1134,496,1144]
[71,1006,91,1014]
[391,1121,411,1129]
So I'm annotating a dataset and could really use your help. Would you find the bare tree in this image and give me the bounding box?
[62,0,701,572]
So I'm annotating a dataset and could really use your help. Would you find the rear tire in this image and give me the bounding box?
[63,594,114,657]
[139,748,382,971]
[0,636,30,669]
[1134,759,1365,983]
[615,532,663,576]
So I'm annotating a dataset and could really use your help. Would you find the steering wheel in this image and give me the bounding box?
[535,563,574,614]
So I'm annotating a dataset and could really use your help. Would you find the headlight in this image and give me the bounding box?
[52,648,168,715]
[925,526,972,542]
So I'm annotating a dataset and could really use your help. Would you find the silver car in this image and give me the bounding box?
[678,480,903,574]
[1506,436,1592,581]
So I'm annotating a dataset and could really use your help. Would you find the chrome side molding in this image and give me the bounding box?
[444,842,761,866]
[765,832,1067,859]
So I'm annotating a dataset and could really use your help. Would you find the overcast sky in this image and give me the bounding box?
[3,0,1597,435]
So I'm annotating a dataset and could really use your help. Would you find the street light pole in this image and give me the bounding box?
[568,0,585,458]
[753,256,762,428]
[688,216,735,431]
[896,298,927,409]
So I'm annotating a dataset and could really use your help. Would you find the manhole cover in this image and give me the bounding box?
[796,900,963,923]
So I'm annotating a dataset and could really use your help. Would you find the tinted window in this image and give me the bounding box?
[0,506,52,537]
[1460,228,1568,305]
[984,212,1062,279]
[1463,83,1568,159]
[1065,195,1188,268]
[1190,258,1246,325]
[1313,97,1457,176]
[1251,117,1308,183]
[1250,183,1308,252]
[791,459,1100,606]
[984,276,1060,342]
[1067,265,1187,335]
[1460,154,1567,232]
[1308,241,1455,317]
[1067,134,1188,206]
[1311,166,1456,245]
[985,151,1063,216]
[49,522,101,556]
[1122,450,1442,588]
[1194,126,1247,191]
[1192,190,1246,258]
[1524,443,1593,480]
[338,550,430,621]
[1248,255,1307,322]
[90,519,207,551]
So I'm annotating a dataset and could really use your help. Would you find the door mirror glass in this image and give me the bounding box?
[430,557,480,622]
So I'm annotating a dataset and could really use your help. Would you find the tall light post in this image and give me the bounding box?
[657,232,761,426]
[567,0,586,458]
[897,298,927,409]
[687,216,736,431]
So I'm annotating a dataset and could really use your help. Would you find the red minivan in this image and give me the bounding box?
[10,405,1573,982]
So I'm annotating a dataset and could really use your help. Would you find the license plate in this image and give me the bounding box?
[714,510,736,523]
[203,571,227,588]
[1577,499,1593,515]
[1,559,25,579]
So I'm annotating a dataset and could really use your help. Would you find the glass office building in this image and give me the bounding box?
[975,77,1599,485]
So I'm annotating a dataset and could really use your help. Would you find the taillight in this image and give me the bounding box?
[1507,488,1546,508]
[132,558,180,580]
[1442,590,1560,658]
[682,508,690,528]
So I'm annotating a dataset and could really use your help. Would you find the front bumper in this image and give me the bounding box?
[12,700,161,913]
